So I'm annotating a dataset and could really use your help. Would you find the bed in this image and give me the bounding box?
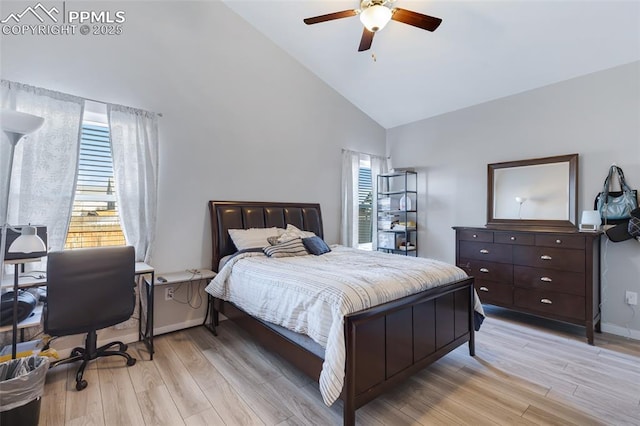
[205,200,477,425]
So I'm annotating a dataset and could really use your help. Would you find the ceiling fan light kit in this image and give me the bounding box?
[303,0,442,52]
[359,3,392,32]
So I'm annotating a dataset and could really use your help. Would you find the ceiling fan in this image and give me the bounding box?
[303,0,442,52]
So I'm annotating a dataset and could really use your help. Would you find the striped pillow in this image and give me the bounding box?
[263,237,309,258]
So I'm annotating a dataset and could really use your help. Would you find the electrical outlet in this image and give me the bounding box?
[165,286,174,301]
[625,291,638,306]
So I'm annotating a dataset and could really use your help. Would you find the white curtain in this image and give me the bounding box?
[109,105,159,263]
[340,150,360,247]
[0,80,83,251]
[370,154,389,250]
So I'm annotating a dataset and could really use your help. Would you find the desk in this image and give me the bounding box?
[1,261,155,360]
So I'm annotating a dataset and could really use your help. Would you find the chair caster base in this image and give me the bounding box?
[76,380,88,391]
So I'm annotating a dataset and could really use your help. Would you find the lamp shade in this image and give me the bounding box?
[581,210,601,227]
[359,5,392,32]
[0,109,45,146]
[8,225,46,254]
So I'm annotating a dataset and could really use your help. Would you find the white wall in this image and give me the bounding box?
[0,1,385,336]
[387,61,640,338]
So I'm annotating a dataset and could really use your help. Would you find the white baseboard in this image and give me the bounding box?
[153,317,205,336]
[601,322,640,341]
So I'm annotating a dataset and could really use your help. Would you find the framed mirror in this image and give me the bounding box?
[487,153,578,229]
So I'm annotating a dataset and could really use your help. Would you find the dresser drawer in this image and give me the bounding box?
[475,281,513,305]
[514,265,585,296]
[460,258,513,283]
[513,246,584,272]
[494,231,534,246]
[535,234,585,249]
[459,241,512,263]
[514,288,585,321]
[458,229,493,242]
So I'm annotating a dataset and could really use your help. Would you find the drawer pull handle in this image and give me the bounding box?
[479,268,489,273]
[540,255,552,260]
[510,236,516,241]
[556,239,562,244]
[480,249,489,254]
[540,298,553,305]
[473,234,478,238]
[540,277,553,282]
[479,287,489,292]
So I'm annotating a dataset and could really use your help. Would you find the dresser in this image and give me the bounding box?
[453,226,601,344]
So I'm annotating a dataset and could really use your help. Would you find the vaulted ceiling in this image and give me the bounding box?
[223,0,640,129]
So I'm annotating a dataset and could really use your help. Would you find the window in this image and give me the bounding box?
[358,156,373,250]
[64,101,125,249]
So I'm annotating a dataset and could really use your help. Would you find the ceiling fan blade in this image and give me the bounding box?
[358,28,375,52]
[391,8,442,32]
[303,10,358,25]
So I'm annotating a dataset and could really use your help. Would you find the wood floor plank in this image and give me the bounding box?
[127,343,166,393]
[201,346,292,425]
[449,359,604,425]
[183,407,226,426]
[63,367,104,426]
[96,356,145,426]
[412,368,537,425]
[213,323,288,384]
[152,337,212,418]
[39,363,70,426]
[165,332,225,392]
[356,397,425,426]
[470,342,580,395]
[546,387,640,424]
[196,354,265,426]
[136,384,186,426]
[258,375,342,426]
[522,404,604,426]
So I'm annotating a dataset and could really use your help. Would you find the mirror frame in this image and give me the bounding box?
[487,153,579,230]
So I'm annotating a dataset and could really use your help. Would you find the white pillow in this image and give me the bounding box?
[277,224,316,243]
[228,227,283,250]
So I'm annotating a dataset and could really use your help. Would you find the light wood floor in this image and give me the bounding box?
[38,308,640,425]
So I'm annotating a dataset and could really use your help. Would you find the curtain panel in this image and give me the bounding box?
[340,150,360,248]
[0,80,84,252]
[109,105,159,263]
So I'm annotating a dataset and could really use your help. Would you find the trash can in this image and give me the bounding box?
[0,355,49,426]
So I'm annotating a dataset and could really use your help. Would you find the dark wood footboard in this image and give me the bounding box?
[342,277,474,425]
[207,277,475,425]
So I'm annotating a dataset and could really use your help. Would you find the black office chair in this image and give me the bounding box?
[44,246,137,391]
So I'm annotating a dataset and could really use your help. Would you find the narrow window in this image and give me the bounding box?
[65,101,124,248]
[358,155,373,250]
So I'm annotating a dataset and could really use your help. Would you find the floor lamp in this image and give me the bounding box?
[0,108,46,357]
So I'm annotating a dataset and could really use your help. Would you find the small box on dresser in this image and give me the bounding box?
[453,226,602,344]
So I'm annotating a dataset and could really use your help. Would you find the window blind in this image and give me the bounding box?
[358,167,373,244]
[65,123,125,248]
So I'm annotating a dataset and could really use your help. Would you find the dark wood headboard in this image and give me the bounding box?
[208,201,324,272]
